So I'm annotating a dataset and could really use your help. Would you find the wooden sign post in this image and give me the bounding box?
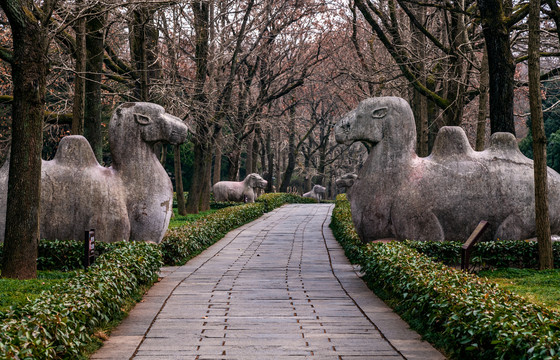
[84,229,96,269]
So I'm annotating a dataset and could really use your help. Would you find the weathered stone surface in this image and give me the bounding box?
[334,96,560,242]
[303,184,326,202]
[335,173,357,199]
[0,102,189,243]
[212,173,267,203]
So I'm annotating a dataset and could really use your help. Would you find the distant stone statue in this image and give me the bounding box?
[334,96,560,243]
[0,102,189,243]
[335,173,358,199]
[212,173,268,203]
[303,184,326,202]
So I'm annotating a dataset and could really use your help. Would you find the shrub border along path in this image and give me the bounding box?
[0,193,315,359]
[330,194,560,360]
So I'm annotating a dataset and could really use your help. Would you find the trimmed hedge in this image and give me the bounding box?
[0,239,116,272]
[406,240,560,269]
[161,202,266,265]
[256,192,317,212]
[330,194,560,359]
[0,241,162,359]
[161,193,316,265]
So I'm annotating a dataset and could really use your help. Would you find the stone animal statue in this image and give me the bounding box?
[303,184,326,202]
[335,173,358,199]
[334,96,560,243]
[212,173,268,203]
[0,102,189,244]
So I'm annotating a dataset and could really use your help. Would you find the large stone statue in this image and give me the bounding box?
[335,173,358,199]
[212,173,268,203]
[0,102,189,243]
[334,96,560,242]
[303,184,326,202]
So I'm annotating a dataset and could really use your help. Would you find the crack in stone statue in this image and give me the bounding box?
[212,173,268,203]
[0,102,189,243]
[303,184,326,202]
[334,96,560,242]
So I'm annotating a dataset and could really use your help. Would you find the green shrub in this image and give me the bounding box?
[330,195,560,359]
[161,203,266,265]
[210,201,241,210]
[361,242,560,359]
[256,192,316,212]
[0,239,116,272]
[0,241,162,359]
[329,194,365,264]
[405,240,560,269]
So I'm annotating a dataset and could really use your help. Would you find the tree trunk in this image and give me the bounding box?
[187,0,211,213]
[280,116,296,193]
[265,130,274,192]
[174,145,187,216]
[212,129,222,185]
[252,134,259,173]
[186,141,205,214]
[72,3,86,136]
[410,2,429,156]
[478,0,516,135]
[246,133,254,175]
[84,6,105,163]
[476,48,489,151]
[227,148,240,181]
[129,5,159,101]
[1,2,50,279]
[528,0,553,269]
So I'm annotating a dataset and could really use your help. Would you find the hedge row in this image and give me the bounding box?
[330,194,560,359]
[161,193,316,265]
[0,240,116,272]
[405,239,560,269]
[0,242,162,359]
[161,202,266,265]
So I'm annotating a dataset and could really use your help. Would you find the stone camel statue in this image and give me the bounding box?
[334,96,560,243]
[335,173,358,199]
[303,184,326,202]
[212,173,268,202]
[0,102,189,244]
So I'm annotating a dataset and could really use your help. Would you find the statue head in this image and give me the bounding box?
[111,102,190,147]
[335,97,416,155]
[246,173,268,189]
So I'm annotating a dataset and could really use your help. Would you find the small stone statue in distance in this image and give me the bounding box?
[212,173,268,203]
[303,185,326,202]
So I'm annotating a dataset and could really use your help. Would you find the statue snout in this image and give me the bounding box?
[165,113,190,145]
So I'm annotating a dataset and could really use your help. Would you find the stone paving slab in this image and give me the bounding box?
[92,204,445,360]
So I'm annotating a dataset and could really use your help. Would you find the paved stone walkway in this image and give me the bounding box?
[92,204,445,360]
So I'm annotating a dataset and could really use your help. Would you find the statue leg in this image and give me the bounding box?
[495,213,534,241]
[394,210,445,242]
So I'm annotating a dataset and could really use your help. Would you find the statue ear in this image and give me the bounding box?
[371,107,388,118]
[134,113,151,125]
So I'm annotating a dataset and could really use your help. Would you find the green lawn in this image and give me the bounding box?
[478,268,560,311]
[0,270,79,312]
[168,208,218,228]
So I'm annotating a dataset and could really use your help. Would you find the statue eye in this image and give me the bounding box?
[372,107,388,118]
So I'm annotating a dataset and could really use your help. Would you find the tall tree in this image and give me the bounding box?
[72,0,86,135]
[186,0,211,214]
[528,0,553,269]
[477,0,527,134]
[1,0,57,279]
[83,2,105,162]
